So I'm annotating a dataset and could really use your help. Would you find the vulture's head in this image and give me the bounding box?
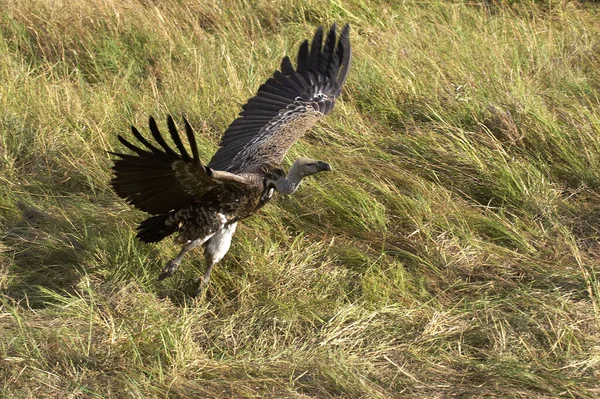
[263,158,332,201]
[291,157,332,178]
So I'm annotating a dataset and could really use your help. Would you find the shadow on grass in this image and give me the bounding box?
[1,201,89,308]
[152,263,246,308]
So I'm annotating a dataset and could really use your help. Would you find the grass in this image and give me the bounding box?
[2,0,600,397]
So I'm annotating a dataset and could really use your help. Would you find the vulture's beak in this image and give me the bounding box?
[318,161,332,172]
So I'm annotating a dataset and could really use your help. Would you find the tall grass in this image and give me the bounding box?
[2,0,600,397]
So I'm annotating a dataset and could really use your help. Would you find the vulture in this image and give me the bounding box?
[110,24,351,295]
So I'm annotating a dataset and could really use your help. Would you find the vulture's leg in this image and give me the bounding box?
[158,234,214,281]
[194,222,237,296]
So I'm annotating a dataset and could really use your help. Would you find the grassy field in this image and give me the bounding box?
[2,0,600,397]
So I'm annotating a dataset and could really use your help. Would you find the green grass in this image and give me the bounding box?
[2,0,600,397]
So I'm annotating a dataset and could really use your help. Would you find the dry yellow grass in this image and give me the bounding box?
[2,0,600,397]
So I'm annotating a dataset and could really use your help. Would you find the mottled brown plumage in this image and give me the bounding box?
[165,171,268,243]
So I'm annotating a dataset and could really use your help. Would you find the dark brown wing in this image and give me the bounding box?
[207,24,351,173]
[110,116,248,215]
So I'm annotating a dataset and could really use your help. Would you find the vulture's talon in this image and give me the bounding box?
[193,276,209,297]
[158,260,179,281]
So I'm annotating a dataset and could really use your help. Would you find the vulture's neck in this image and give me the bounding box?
[273,164,304,195]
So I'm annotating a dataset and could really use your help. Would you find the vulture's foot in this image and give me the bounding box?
[193,275,210,297]
[158,259,180,281]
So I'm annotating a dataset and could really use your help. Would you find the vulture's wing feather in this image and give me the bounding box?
[173,162,249,200]
[207,24,351,173]
[111,116,248,215]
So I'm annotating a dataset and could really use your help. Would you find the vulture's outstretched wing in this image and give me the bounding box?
[111,116,248,215]
[207,24,351,173]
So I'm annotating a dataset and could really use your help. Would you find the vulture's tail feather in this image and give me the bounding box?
[136,214,177,243]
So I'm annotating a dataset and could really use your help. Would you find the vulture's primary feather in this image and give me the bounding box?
[110,24,351,294]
